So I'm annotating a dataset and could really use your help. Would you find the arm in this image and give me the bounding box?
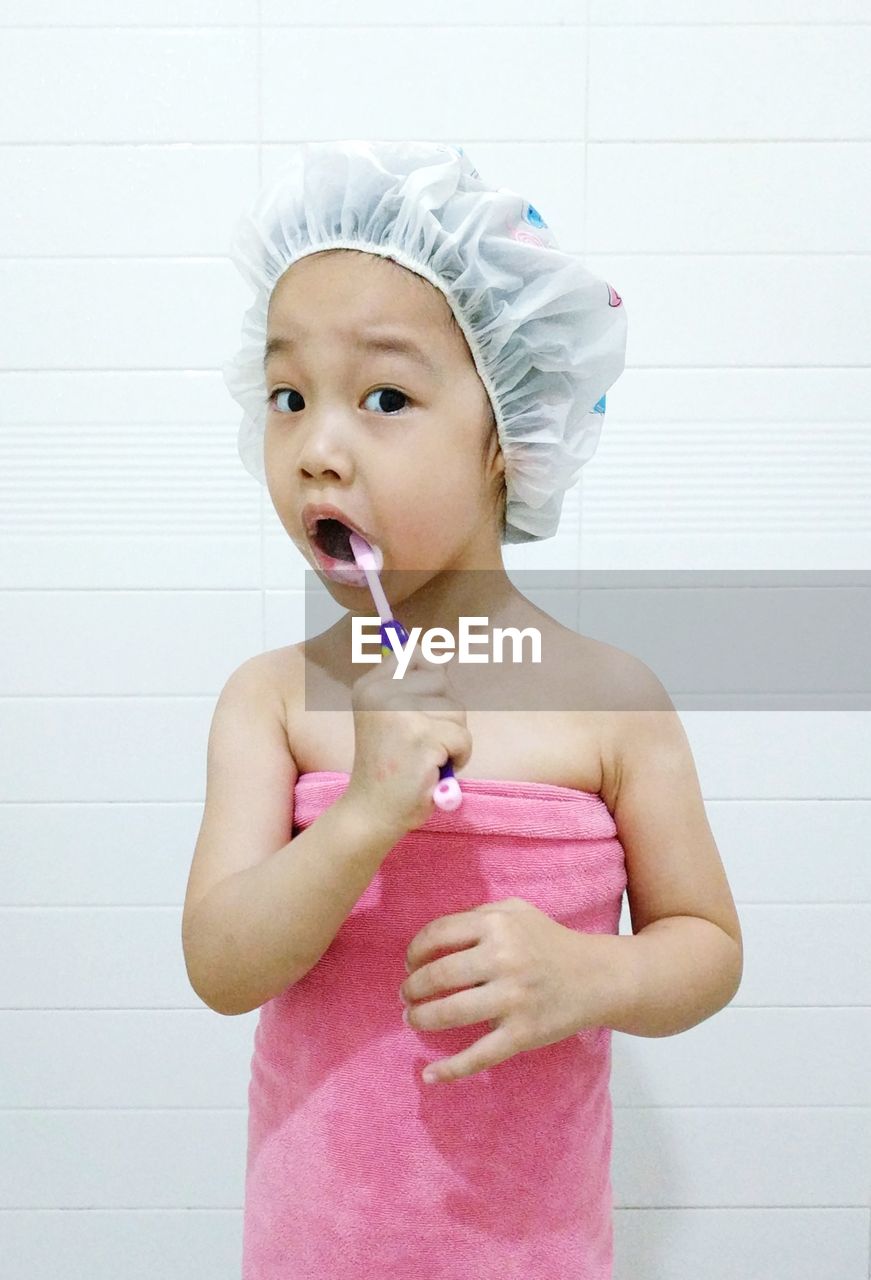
[181,653,410,1017]
[389,658,743,1083]
[185,792,407,1016]
[590,654,744,1038]
[574,916,742,1038]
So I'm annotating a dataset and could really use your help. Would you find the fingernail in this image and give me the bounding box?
[402,1008,410,1025]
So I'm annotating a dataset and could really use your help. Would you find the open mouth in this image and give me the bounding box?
[311,518,357,562]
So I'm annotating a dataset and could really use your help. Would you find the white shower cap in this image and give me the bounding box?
[221,139,627,544]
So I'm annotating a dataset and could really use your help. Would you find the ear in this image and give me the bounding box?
[485,423,504,474]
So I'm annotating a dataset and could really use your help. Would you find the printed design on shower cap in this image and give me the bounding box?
[511,225,546,246]
[509,200,551,248]
[522,202,548,230]
[607,283,623,307]
[593,395,607,415]
[448,142,480,178]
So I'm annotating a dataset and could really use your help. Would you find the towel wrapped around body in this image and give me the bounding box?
[243,770,627,1280]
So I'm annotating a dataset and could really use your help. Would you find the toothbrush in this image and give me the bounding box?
[348,531,463,813]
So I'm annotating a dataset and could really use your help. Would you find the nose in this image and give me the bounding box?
[296,423,354,483]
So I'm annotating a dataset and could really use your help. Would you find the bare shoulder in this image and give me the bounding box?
[580,638,675,714]
[578,638,743,953]
[520,611,673,807]
[253,642,306,683]
[564,635,676,815]
[242,643,299,694]
[243,644,306,760]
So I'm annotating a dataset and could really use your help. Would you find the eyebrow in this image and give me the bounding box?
[262,330,439,377]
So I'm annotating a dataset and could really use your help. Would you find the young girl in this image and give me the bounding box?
[182,140,743,1280]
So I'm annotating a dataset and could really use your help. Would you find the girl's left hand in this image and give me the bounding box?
[399,897,630,1084]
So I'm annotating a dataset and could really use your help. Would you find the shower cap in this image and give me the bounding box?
[221,139,627,544]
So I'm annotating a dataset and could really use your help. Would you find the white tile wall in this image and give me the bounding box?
[1,4,868,1278]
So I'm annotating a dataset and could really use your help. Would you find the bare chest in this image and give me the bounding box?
[274,639,617,803]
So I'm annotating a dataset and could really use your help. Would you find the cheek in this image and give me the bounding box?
[263,426,283,475]
[398,477,482,548]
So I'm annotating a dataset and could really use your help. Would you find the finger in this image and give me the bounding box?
[404,644,449,670]
[405,911,486,974]
[388,670,450,696]
[412,699,467,722]
[402,941,484,1001]
[404,946,480,1001]
[404,986,491,1032]
[422,1027,517,1085]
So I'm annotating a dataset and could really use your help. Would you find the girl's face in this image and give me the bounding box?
[263,249,505,608]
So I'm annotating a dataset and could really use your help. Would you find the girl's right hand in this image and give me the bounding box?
[344,644,472,838]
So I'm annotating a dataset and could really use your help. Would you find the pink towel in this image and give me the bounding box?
[242,771,627,1279]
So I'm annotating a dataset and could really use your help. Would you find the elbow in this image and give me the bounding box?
[194,983,247,1017]
[183,955,229,1015]
[180,905,309,1017]
[731,930,744,987]
[183,945,278,1016]
[724,937,744,1006]
[181,920,244,1016]
[184,949,253,1016]
[712,918,743,1004]
[210,983,263,1017]
[186,967,252,1017]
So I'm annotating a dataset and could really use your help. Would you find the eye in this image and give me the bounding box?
[363,387,410,415]
[266,386,411,415]
[267,387,304,414]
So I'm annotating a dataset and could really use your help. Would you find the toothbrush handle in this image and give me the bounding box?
[379,619,409,654]
[433,760,463,812]
[379,620,463,812]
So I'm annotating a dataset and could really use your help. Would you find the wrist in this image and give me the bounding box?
[335,786,410,851]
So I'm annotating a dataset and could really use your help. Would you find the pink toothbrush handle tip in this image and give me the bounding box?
[433,775,462,811]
